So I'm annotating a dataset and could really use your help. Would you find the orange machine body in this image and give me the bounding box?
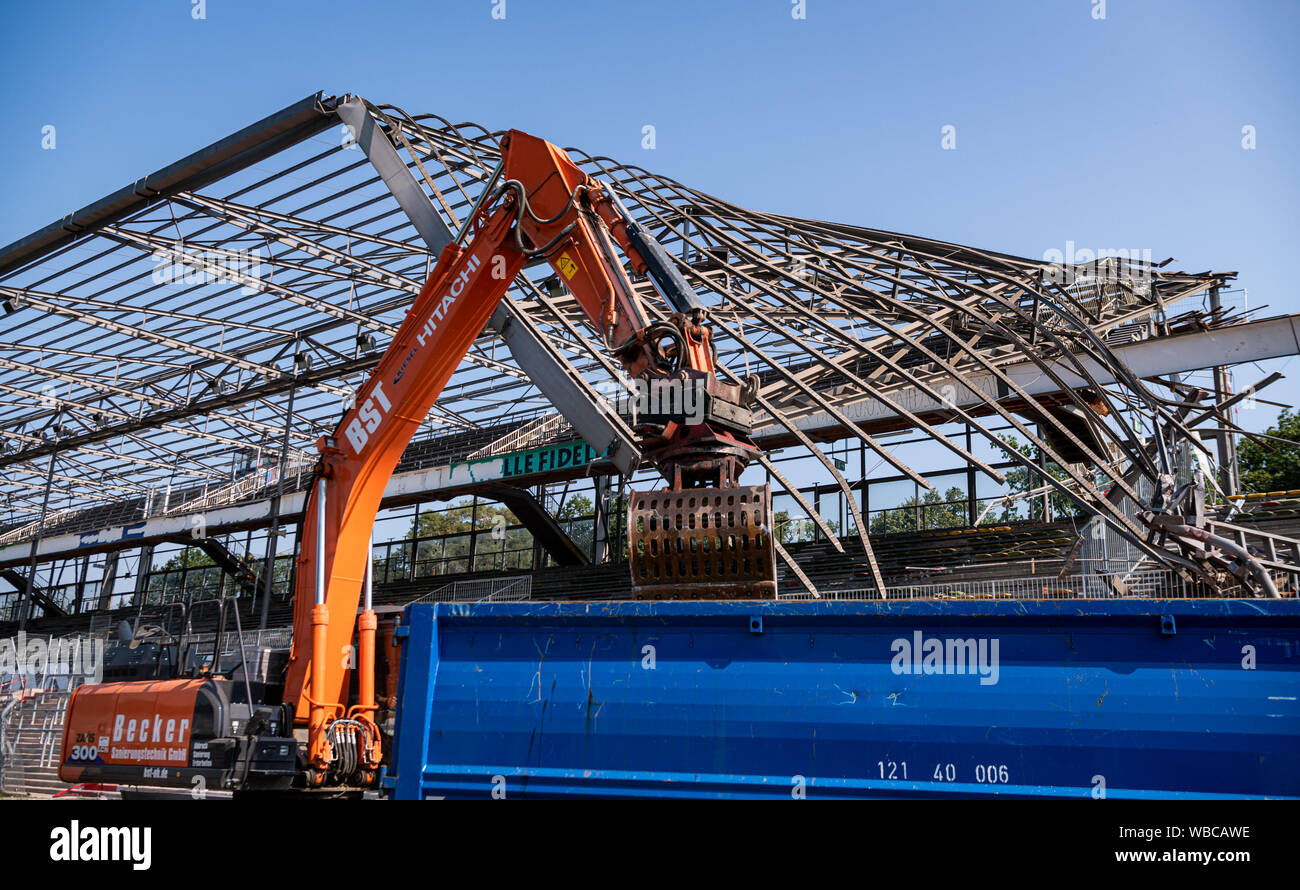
[58,679,206,783]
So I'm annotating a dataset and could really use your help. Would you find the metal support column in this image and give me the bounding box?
[72,555,90,615]
[1036,425,1051,522]
[966,424,979,527]
[17,444,58,630]
[97,552,119,612]
[593,475,610,564]
[259,353,298,629]
[133,544,154,607]
[468,497,480,571]
[1210,286,1241,497]
[533,483,547,569]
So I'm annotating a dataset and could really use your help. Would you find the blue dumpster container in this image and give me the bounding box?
[385,599,1300,799]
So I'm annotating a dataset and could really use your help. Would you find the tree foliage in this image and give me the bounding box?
[1239,408,1300,493]
[390,498,541,578]
[995,435,1081,521]
[556,494,593,521]
[156,548,217,572]
[869,487,968,535]
[555,494,594,557]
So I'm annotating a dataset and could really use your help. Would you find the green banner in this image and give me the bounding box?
[458,440,602,481]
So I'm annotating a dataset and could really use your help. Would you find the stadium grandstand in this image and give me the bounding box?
[2,97,1299,794]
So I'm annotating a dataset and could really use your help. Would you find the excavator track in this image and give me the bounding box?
[628,484,777,599]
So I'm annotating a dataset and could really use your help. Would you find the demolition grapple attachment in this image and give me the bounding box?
[628,483,777,599]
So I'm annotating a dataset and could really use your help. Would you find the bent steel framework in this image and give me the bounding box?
[0,93,1296,610]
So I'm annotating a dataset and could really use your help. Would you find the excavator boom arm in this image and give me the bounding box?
[283,129,770,783]
[58,125,774,794]
[282,200,526,767]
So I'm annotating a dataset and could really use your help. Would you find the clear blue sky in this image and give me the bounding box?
[1,0,1296,428]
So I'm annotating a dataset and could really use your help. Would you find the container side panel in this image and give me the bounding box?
[390,600,1300,799]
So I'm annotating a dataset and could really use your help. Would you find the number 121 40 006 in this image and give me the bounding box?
[877,760,1011,784]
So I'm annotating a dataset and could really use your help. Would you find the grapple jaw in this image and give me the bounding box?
[628,484,777,600]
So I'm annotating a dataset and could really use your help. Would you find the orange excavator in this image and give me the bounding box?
[58,130,776,793]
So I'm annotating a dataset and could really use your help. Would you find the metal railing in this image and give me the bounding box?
[0,503,88,547]
[409,575,533,605]
[0,688,81,795]
[167,458,314,516]
[0,629,104,796]
[778,569,1216,601]
[466,412,570,460]
[179,626,293,658]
